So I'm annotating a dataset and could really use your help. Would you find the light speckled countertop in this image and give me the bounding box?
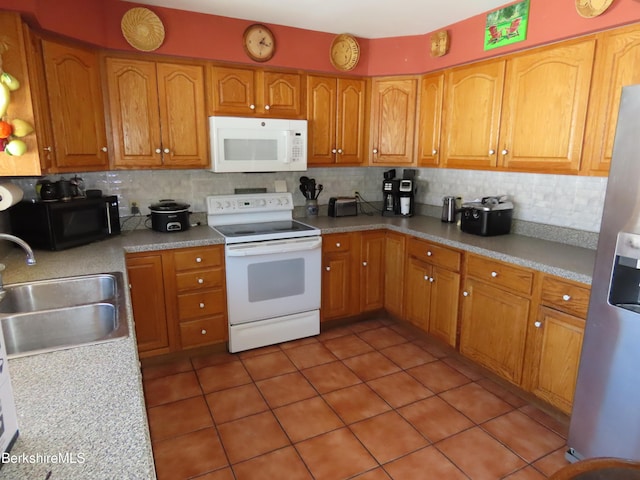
[0,214,595,478]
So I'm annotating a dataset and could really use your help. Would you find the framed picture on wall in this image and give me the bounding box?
[484,0,530,51]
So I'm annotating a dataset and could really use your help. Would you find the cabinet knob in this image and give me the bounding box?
[362,261,367,267]
[491,271,498,278]
[489,149,496,155]
[534,321,542,328]
[424,275,429,281]
[501,149,509,155]
[265,105,271,110]
[197,278,204,284]
[429,277,435,283]
[199,302,205,309]
[325,266,331,271]
[432,149,438,155]
[427,251,432,256]
[332,148,337,154]
[155,148,161,154]
[250,104,256,110]
[163,148,170,154]
[463,291,469,297]
[101,146,108,152]
[337,148,343,154]
[373,148,378,154]
[336,242,341,247]
[201,329,207,335]
[43,146,53,152]
[562,294,571,301]
[196,257,202,263]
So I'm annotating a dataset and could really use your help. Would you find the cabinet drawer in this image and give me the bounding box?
[407,237,461,271]
[177,289,226,321]
[179,316,227,348]
[466,254,534,295]
[175,268,224,292]
[173,247,223,271]
[323,233,352,253]
[541,276,590,318]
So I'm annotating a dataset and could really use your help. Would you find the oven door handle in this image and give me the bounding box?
[226,236,322,257]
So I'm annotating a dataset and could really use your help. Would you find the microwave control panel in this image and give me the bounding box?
[289,133,304,164]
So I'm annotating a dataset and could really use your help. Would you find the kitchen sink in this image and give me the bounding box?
[0,272,128,358]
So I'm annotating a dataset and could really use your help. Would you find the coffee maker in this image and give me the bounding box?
[382,169,415,217]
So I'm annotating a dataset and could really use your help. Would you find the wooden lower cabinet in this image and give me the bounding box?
[321,233,357,321]
[359,231,386,313]
[126,253,170,357]
[126,245,227,357]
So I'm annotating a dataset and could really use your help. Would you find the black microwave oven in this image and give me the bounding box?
[9,196,121,251]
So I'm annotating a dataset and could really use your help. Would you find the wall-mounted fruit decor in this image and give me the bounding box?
[0,41,34,157]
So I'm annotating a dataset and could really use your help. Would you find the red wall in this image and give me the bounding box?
[1,0,639,76]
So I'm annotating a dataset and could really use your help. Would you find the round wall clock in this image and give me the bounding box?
[243,24,275,62]
[575,0,615,18]
[330,34,360,71]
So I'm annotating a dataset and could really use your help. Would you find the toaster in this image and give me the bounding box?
[328,197,358,217]
[460,196,513,236]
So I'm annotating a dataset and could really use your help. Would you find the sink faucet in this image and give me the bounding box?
[0,234,36,301]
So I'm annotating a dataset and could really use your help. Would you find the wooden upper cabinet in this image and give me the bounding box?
[41,39,109,172]
[307,74,366,166]
[441,59,505,169]
[417,72,444,167]
[499,39,595,173]
[106,58,207,169]
[370,76,418,165]
[210,65,305,118]
[0,13,42,176]
[583,24,640,176]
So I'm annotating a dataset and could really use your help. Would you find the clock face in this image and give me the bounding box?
[330,34,360,71]
[243,24,275,62]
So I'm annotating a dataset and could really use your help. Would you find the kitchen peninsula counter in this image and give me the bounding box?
[0,215,595,477]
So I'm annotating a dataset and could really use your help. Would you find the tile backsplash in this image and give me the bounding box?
[9,166,607,234]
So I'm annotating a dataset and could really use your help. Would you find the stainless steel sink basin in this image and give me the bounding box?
[0,272,128,358]
[0,273,117,313]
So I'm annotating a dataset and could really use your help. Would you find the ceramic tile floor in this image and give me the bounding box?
[141,317,572,480]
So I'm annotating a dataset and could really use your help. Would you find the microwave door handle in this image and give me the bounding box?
[284,131,293,164]
[226,237,322,257]
[105,202,113,233]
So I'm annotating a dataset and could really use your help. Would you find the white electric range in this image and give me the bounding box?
[207,193,321,353]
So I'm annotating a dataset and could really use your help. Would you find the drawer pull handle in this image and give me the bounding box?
[336,242,341,247]
[534,321,542,328]
[491,271,498,278]
[197,278,204,284]
[362,261,367,267]
[201,329,207,335]
[463,291,469,297]
[427,251,432,256]
[562,294,571,301]
[196,257,202,263]
[199,302,205,309]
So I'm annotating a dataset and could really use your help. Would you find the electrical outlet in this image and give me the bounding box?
[131,201,140,215]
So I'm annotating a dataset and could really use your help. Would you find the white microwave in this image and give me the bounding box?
[209,116,308,173]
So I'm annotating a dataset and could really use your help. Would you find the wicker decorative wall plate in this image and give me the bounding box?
[575,0,615,18]
[121,7,165,51]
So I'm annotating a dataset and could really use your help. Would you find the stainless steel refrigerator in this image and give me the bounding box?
[568,84,640,461]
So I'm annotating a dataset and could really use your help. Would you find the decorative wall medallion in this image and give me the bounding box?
[330,34,360,71]
[430,30,450,57]
[121,7,166,52]
[575,0,616,18]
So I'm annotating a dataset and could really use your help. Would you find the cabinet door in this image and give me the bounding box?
[584,24,640,175]
[307,75,337,165]
[499,40,595,173]
[156,63,208,168]
[526,307,584,414]
[262,71,305,118]
[41,40,108,171]
[429,267,460,348]
[405,257,432,331]
[321,250,354,321]
[417,73,444,167]
[336,77,367,165]
[370,77,418,165]
[210,65,257,116]
[384,231,405,318]
[360,231,385,312]
[441,60,505,169]
[106,58,163,167]
[460,278,530,384]
[126,254,169,357]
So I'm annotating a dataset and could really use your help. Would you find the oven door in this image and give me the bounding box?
[225,236,322,325]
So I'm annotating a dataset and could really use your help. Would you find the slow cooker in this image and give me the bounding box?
[149,200,191,233]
